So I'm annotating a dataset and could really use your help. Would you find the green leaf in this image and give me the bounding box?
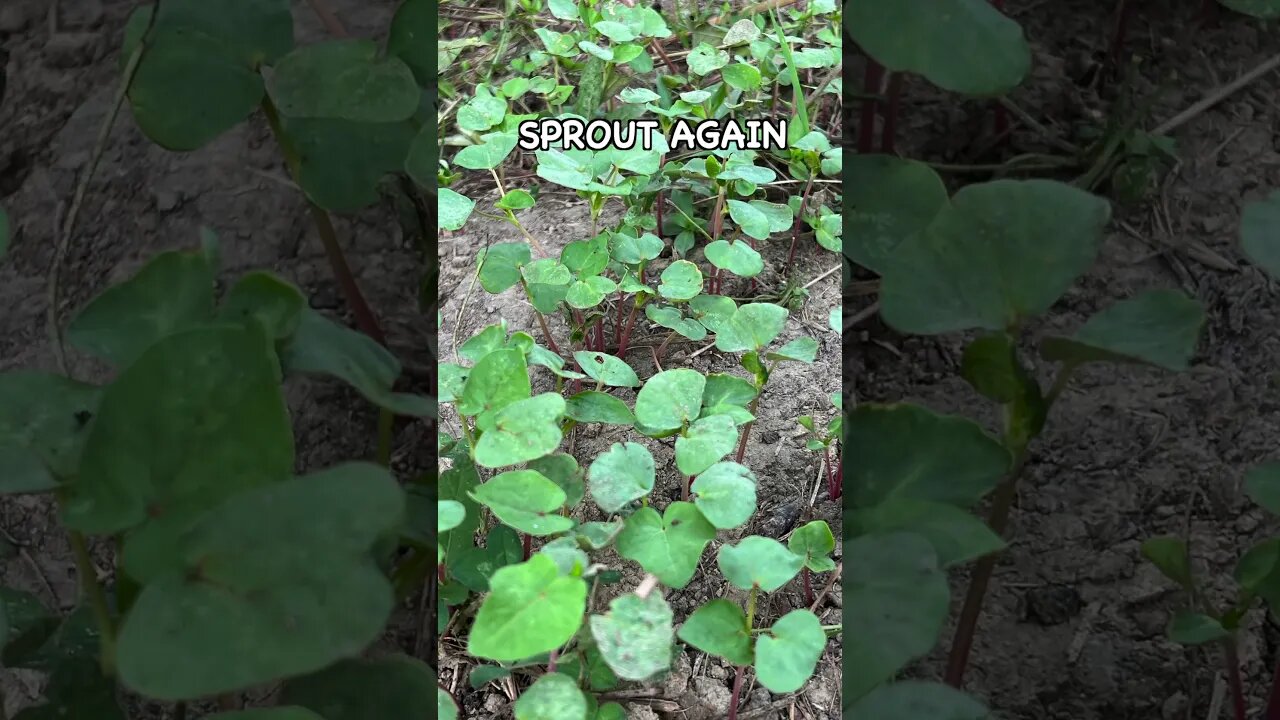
[721,63,762,91]
[750,199,794,232]
[658,260,704,301]
[609,232,664,265]
[438,688,459,720]
[470,470,573,536]
[456,132,520,171]
[1247,462,1280,516]
[705,240,764,278]
[567,391,636,426]
[1141,535,1194,588]
[718,536,803,591]
[676,599,752,665]
[1242,189,1280,280]
[468,554,587,661]
[285,116,417,213]
[10,657,127,720]
[754,609,825,693]
[588,442,655,513]
[847,154,948,274]
[387,0,430,85]
[714,303,789,353]
[65,326,291,542]
[880,180,1111,334]
[280,655,435,719]
[1220,0,1280,18]
[439,500,466,533]
[0,372,100,494]
[536,149,593,190]
[0,588,58,668]
[539,536,590,575]
[960,332,1026,403]
[850,404,1009,509]
[548,0,579,20]
[847,681,989,719]
[461,322,510,364]
[514,672,588,720]
[845,533,949,702]
[451,525,522,592]
[1168,612,1231,645]
[635,369,705,432]
[459,347,531,423]
[726,199,771,240]
[474,393,566,468]
[1236,538,1280,611]
[439,448,482,571]
[687,44,729,75]
[850,500,1004,569]
[574,352,640,387]
[67,248,215,367]
[529,453,585,508]
[440,188,476,231]
[616,502,715,588]
[846,0,1030,96]
[497,188,536,210]
[578,40,614,61]
[566,276,618,309]
[217,271,305,339]
[1039,290,1204,371]
[676,416,739,476]
[457,86,508,131]
[646,305,707,341]
[406,125,431,188]
[125,0,294,150]
[690,461,756,529]
[478,242,533,293]
[115,463,403,699]
[589,592,674,680]
[594,20,636,41]
[281,309,433,417]
[787,521,836,572]
[766,337,818,363]
[700,372,757,416]
[576,520,624,550]
[722,18,761,45]
[269,39,418,122]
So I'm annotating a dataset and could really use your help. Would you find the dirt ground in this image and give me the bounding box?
[852,1,1280,718]
[0,0,432,716]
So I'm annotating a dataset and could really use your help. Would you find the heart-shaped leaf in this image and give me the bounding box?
[676,416,739,476]
[850,500,1004,569]
[845,533,949,702]
[1242,190,1280,280]
[438,688,459,720]
[470,470,573,536]
[387,0,429,85]
[726,200,771,240]
[687,44,729,75]
[705,240,764,278]
[589,592,674,680]
[217,271,305,340]
[440,188,476,231]
[474,393,566,468]
[616,502,715,588]
[787,520,836,572]
[0,372,100,494]
[1141,536,1194,589]
[279,655,435,719]
[846,0,1030,96]
[755,609,825,693]
[588,442,655,513]
[634,369,705,432]
[1168,612,1230,645]
[269,39,419,122]
[676,599,752,665]
[468,554,587,661]
[880,180,1111,334]
[718,536,803,591]
[284,116,418,212]
[847,681,989,720]
[850,404,1009,509]
[646,305,708,341]
[1039,290,1205,371]
[478,242,533,293]
[513,672,587,720]
[124,0,294,150]
[566,391,636,426]
[658,260,704,301]
[714,303,789,353]
[529,453,585,508]
[116,463,403,699]
[439,500,466,533]
[766,337,818,363]
[690,461,757,529]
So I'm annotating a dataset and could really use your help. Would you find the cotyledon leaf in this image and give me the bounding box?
[1040,290,1205,371]
[847,154,948,274]
[0,372,101,494]
[468,554,587,661]
[1242,189,1280,280]
[634,368,705,432]
[513,672,587,720]
[279,655,435,719]
[754,609,826,693]
[717,536,803,591]
[589,592,674,681]
[690,461,757,529]
[387,0,431,86]
[469,470,574,536]
[588,442,655,513]
[676,598,752,665]
[116,463,404,700]
[284,115,418,213]
[473,393,566,468]
[268,39,419,123]
[616,502,715,589]
[846,681,990,720]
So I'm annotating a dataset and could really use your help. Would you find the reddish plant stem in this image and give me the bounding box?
[1265,651,1280,719]
[880,72,903,153]
[683,475,692,502]
[858,54,884,154]
[522,533,532,561]
[785,177,815,272]
[1224,639,1247,720]
[548,649,559,674]
[1109,0,1133,69]
[615,290,626,346]
[594,317,605,352]
[802,567,814,606]
[727,665,746,720]
[945,465,1024,687]
[734,399,760,464]
[655,155,667,238]
[534,309,561,354]
[617,302,641,357]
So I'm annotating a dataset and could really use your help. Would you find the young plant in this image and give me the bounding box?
[797,390,843,503]
[848,177,1207,696]
[0,233,434,717]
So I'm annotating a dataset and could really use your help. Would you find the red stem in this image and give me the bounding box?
[615,290,626,346]
[522,533,532,561]
[727,665,746,720]
[683,475,692,502]
[785,177,815,273]
[548,649,559,674]
[617,301,641,357]
[1226,640,1247,720]
[1109,0,1133,69]
[880,72,903,153]
[802,566,814,606]
[535,309,561,355]
[858,55,884,154]
[822,445,838,500]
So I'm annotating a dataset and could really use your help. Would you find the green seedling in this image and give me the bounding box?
[797,390,843,503]
[847,177,1206,715]
[1139,190,1280,720]
[0,231,434,715]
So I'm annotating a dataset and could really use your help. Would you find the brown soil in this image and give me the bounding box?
[853,1,1280,718]
[0,0,431,716]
